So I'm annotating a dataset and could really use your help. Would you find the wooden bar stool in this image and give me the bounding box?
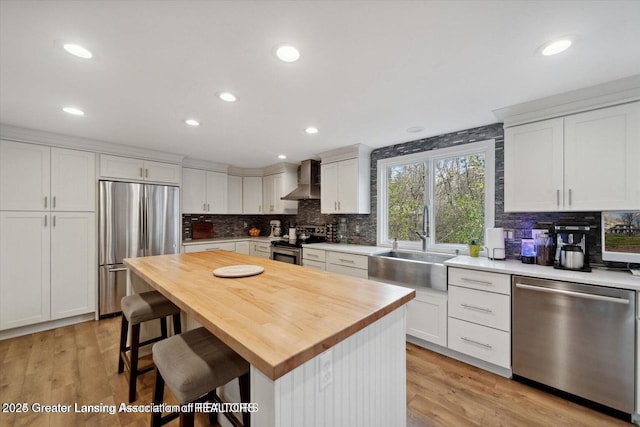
[118,290,182,403]
[151,327,250,427]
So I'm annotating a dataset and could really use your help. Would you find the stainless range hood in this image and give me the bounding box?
[281,159,321,200]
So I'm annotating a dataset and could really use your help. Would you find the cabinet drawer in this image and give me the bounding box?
[184,242,235,253]
[448,267,511,295]
[252,242,271,253]
[326,263,368,279]
[303,248,326,262]
[302,259,326,271]
[326,251,368,269]
[448,317,511,368]
[448,285,510,331]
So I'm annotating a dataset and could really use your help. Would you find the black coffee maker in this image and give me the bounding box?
[553,224,591,272]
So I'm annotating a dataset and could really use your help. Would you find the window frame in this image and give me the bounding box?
[377,139,495,254]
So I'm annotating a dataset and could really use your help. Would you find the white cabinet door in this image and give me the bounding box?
[262,174,276,213]
[564,102,640,210]
[242,177,263,214]
[337,158,358,213]
[100,154,144,181]
[50,148,95,211]
[182,168,207,214]
[406,289,447,347]
[144,160,181,184]
[50,212,96,319]
[235,241,250,255]
[504,118,564,212]
[0,212,51,330]
[0,141,50,211]
[206,171,228,214]
[320,162,339,213]
[228,175,243,214]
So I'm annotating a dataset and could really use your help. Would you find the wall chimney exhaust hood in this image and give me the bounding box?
[281,159,321,200]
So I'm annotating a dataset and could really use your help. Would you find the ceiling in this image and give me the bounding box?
[1,0,639,168]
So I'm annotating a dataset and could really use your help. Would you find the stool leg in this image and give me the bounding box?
[172,312,182,334]
[129,323,141,403]
[239,373,250,427]
[118,314,129,374]
[179,410,195,427]
[151,368,165,427]
[160,317,168,339]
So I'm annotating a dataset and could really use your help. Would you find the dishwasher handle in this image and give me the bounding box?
[515,283,630,305]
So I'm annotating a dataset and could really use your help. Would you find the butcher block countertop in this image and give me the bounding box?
[124,251,415,381]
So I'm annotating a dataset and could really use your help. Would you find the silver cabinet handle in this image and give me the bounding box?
[338,201,341,211]
[145,168,149,178]
[139,167,144,177]
[44,215,47,227]
[53,215,56,227]
[461,336,492,349]
[203,203,207,211]
[108,267,128,273]
[307,253,319,258]
[556,189,560,207]
[461,277,492,286]
[568,188,572,206]
[515,283,630,304]
[461,303,493,313]
[334,201,337,210]
[339,258,355,263]
[44,196,48,208]
[53,196,56,208]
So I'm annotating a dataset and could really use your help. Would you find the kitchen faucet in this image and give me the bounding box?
[415,205,429,252]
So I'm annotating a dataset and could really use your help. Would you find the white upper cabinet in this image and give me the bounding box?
[50,148,96,211]
[262,172,298,214]
[504,119,564,212]
[321,157,370,214]
[242,177,263,214]
[0,141,95,212]
[504,102,640,212]
[100,154,180,184]
[227,175,243,214]
[182,168,228,214]
[0,140,50,211]
[563,103,640,211]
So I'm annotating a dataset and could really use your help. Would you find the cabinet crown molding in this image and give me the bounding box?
[182,159,228,173]
[319,143,371,164]
[494,74,640,127]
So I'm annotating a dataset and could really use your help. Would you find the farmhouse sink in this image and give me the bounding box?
[368,251,454,291]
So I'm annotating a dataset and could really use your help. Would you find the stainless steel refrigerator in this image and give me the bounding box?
[98,181,179,317]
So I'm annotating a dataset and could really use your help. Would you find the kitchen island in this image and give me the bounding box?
[124,251,414,427]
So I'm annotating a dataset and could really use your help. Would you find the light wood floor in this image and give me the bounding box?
[0,317,632,427]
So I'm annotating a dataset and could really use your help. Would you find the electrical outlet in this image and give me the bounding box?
[504,229,515,241]
[318,349,333,391]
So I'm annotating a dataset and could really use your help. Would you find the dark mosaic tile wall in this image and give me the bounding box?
[184,122,607,262]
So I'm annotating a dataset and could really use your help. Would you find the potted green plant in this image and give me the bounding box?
[469,239,481,257]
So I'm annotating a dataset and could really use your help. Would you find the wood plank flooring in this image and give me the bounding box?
[0,317,632,426]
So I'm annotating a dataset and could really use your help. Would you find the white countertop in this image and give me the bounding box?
[301,242,388,256]
[446,255,640,291]
[182,236,273,246]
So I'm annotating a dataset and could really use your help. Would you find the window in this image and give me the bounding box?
[377,140,495,252]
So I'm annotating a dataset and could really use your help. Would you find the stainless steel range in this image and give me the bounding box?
[270,225,326,265]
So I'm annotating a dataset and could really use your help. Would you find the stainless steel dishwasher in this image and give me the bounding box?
[512,276,635,414]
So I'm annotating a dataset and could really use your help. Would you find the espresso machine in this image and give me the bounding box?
[553,224,591,272]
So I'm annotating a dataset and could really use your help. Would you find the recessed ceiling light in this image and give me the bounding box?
[185,119,200,126]
[541,38,572,56]
[63,43,93,59]
[218,92,237,102]
[278,154,287,160]
[305,126,318,134]
[275,45,300,63]
[62,106,85,116]
[406,126,425,133]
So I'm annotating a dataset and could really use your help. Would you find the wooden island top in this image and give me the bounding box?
[124,251,415,380]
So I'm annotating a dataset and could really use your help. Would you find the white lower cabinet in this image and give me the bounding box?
[447,267,511,369]
[184,242,236,253]
[406,288,447,347]
[249,241,271,259]
[326,251,368,278]
[302,248,326,270]
[235,241,250,255]
[0,211,96,330]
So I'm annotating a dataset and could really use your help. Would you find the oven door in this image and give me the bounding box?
[271,246,301,265]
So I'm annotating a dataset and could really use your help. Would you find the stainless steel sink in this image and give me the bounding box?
[368,251,453,291]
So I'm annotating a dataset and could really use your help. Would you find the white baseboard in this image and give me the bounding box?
[0,313,95,341]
